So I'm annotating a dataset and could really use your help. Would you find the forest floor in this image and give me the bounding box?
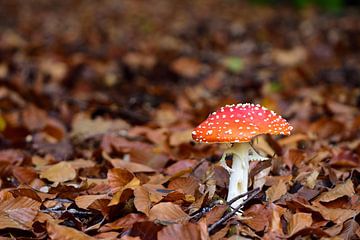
[0,1,359,239]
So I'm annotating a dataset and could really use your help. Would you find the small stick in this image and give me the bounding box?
[208,188,261,233]
[227,187,259,205]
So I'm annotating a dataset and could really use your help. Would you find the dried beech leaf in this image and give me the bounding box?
[75,194,109,209]
[149,202,189,223]
[168,177,199,195]
[71,114,129,141]
[109,158,156,173]
[266,180,288,202]
[204,205,227,225]
[243,204,271,232]
[171,57,202,78]
[337,219,360,240]
[99,213,147,232]
[287,212,313,236]
[47,221,96,240]
[134,186,151,216]
[158,222,208,240]
[169,129,193,146]
[0,196,40,230]
[315,179,355,203]
[107,168,137,193]
[40,162,76,183]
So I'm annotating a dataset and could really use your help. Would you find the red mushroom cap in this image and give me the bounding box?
[192,103,293,143]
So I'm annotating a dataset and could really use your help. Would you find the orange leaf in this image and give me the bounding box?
[134,186,151,216]
[243,204,271,232]
[107,168,136,194]
[75,194,110,209]
[287,212,313,236]
[168,176,199,195]
[315,179,355,203]
[158,222,208,240]
[149,202,189,223]
[40,162,76,183]
[47,221,96,240]
[99,213,147,232]
[266,180,288,202]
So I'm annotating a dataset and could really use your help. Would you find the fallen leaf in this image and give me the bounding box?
[315,179,355,203]
[75,194,110,209]
[71,114,129,141]
[168,176,199,195]
[266,180,288,202]
[337,218,360,240]
[107,168,138,194]
[304,170,319,189]
[0,196,41,230]
[134,186,151,216]
[108,157,156,173]
[128,221,163,240]
[158,222,208,240]
[171,57,202,78]
[47,221,96,240]
[40,162,76,183]
[169,129,193,146]
[242,204,271,232]
[287,212,313,236]
[149,202,189,223]
[99,213,147,232]
[204,205,227,225]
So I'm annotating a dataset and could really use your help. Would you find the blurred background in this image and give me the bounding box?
[0,0,360,149]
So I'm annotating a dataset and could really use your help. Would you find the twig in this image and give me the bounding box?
[208,188,261,233]
[227,187,260,205]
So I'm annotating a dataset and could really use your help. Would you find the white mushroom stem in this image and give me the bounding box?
[219,142,268,213]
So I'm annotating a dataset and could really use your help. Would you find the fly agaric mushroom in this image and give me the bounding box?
[192,103,292,211]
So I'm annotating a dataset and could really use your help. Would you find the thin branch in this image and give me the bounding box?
[208,188,261,233]
[227,187,260,205]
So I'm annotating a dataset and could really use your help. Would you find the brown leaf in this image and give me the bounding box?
[149,202,189,223]
[12,166,37,184]
[204,205,227,225]
[287,212,313,236]
[108,157,156,173]
[337,219,360,240]
[40,162,76,183]
[266,180,288,202]
[171,57,202,78]
[128,221,163,240]
[0,196,41,230]
[242,204,271,232]
[169,129,193,146]
[282,149,305,169]
[315,179,355,203]
[164,159,197,176]
[71,114,129,141]
[99,213,147,232]
[47,221,96,240]
[158,222,208,240]
[22,104,48,131]
[134,186,151,216]
[107,168,137,194]
[168,176,199,195]
[68,158,96,169]
[267,203,286,237]
[75,194,110,209]
[302,201,358,224]
[330,150,360,168]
